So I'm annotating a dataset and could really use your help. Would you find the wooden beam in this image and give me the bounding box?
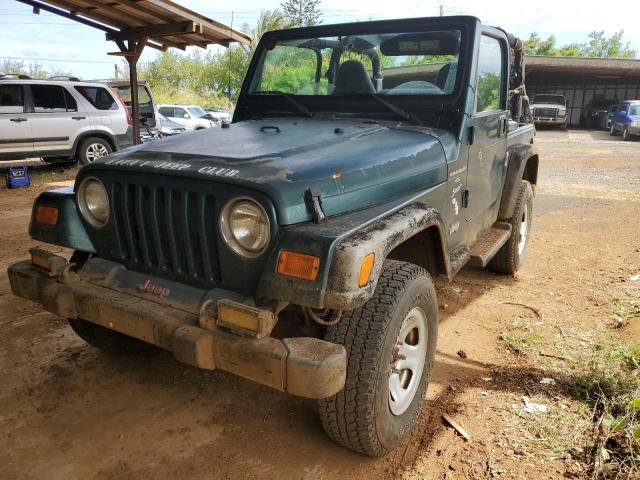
[43,0,132,29]
[134,0,251,44]
[15,0,116,32]
[105,20,202,41]
[92,0,176,24]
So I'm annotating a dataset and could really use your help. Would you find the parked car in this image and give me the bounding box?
[205,107,232,125]
[157,104,218,131]
[107,80,158,130]
[11,16,539,456]
[607,104,622,128]
[0,74,132,164]
[157,113,187,136]
[610,100,640,140]
[531,94,568,129]
[580,98,615,129]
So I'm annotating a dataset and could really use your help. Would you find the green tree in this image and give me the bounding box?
[523,33,558,56]
[581,30,636,58]
[280,0,322,27]
[133,9,291,106]
[1,58,71,78]
[524,30,637,59]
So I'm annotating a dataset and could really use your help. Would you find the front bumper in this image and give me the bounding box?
[8,255,346,399]
[628,125,640,135]
[533,117,566,125]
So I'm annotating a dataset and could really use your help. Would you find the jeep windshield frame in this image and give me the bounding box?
[235,16,477,128]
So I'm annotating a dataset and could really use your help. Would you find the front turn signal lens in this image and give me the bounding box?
[277,250,320,281]
[35,205,59,226]
[359,253,375,287]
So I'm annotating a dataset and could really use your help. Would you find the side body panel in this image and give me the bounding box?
[0,83,33,154]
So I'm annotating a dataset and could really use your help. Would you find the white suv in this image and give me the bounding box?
[0,75,132,164]
[157,104,218,131]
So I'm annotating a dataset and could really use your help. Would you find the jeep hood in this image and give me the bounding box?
[87,118,450,225]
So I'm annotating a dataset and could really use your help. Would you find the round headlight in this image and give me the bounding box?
[77,178,109,227]
[221,199,270,258]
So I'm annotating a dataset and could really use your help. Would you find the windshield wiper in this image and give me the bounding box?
[368,93,423,126]
[252,90,313,117]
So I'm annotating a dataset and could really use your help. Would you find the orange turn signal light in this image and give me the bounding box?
[359,253,375,287]
[35,205,59,226]
[277,250,320,281]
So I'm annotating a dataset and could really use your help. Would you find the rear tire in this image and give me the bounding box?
[490,180,533,275]
[77,137,112,165]
[318,260,438,456]
[623,127,631,141]
[68,318,151,355]
[610,124,617,136]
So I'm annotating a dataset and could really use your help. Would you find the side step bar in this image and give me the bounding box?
[468,222,512,267]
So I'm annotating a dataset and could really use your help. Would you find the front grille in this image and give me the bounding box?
[533,107,557,118]
[109,180,221,285]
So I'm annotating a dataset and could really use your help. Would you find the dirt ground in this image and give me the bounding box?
[0,129,638,480]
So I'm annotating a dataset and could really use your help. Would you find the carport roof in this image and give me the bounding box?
[526,55,640,80]
[17,0,251,51]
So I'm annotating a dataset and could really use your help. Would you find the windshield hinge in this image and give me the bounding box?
[305,187,326,223]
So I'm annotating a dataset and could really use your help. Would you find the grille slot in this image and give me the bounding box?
[110,181,221,284]
[533,107,558,118]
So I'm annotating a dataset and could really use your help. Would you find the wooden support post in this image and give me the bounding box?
[129,56,140,145]
[117,37,148,145]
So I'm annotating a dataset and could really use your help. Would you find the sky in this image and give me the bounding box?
[0,0,639,79]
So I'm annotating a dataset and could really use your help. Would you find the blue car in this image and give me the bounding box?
[610,100,640,140]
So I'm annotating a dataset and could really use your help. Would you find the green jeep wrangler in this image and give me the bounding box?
[9,16,538,456]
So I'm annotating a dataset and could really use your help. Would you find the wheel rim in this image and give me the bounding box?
[86,143,109,162]
[388,307,428,416]
[518,202,529,256]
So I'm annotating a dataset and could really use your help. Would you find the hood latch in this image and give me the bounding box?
[305,187,326,223]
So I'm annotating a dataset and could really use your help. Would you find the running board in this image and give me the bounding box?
[468,222,512,267]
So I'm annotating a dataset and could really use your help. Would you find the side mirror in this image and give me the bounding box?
[183,113,189,119]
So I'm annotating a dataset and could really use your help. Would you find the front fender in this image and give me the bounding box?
[256,186,448,310]
[498,143,538,220]
[29,187,96,253]
[324,203,447,309]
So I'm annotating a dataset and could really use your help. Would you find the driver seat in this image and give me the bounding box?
[333,60,375,95]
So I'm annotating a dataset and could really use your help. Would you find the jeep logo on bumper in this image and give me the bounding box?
[137,279,170,298]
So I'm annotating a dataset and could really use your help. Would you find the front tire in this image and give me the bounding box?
[623,127,631,141]
[610,124,617,136]
[77,137,112,165]
[68,318,151,354]
[490,180,533,274]
[318,260,438,456]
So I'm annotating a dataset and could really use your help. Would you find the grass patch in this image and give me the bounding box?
[612,299,640,328]
[499,317,543,355]
[28,163,78,186]
[568,341,640,477]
